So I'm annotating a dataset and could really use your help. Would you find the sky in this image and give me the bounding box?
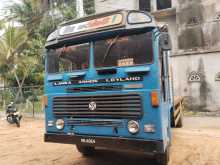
[0,0,21,35]
[0,0,21,18]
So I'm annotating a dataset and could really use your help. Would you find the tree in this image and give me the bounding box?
[13,55,38,102]
[1,0,93,87]
[8,0,78,38]
[8,0,45,35]
[0,25,28,102]
[0,25,27,60]
[0,0,95,103]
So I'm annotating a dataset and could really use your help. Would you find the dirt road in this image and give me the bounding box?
[0,116,220,165]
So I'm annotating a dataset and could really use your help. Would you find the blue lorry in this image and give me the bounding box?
[43,10,183,165]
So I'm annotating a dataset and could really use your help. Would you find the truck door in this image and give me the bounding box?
[160,49,170,103]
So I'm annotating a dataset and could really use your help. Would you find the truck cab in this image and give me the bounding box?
[43,10,181,165]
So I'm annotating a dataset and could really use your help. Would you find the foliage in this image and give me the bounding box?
[0,0,95,90]
[84,0,95,15]
[8,0,45,34]
[0,25,27,60]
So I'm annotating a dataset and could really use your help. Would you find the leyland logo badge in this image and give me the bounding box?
[89,101,97,111]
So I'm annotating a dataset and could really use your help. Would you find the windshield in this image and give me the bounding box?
[47,32,153,74]
[47,43,89,73]
[94,32,153,68]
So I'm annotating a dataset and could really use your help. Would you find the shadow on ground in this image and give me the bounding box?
[73,148,158,165]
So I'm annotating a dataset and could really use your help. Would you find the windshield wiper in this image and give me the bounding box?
[102,36,119,63]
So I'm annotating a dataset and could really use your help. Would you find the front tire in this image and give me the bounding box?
[76,145,95,156]
[15,117,20,127]
[156,148,170,165]
[176,112,183,128]
[6,116,14,124]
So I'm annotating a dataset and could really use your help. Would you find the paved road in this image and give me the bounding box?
[183,116,220,129]
[0,116,220,165]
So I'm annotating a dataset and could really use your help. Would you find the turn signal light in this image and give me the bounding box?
[151,91,159,107]
[42,95,48,108]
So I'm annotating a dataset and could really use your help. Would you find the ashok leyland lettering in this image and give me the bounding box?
[43,10,183,165]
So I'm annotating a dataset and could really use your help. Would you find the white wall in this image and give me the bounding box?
[95,0,138,13]
[171,0,177,8]
[95,0,176,13]
[172,52,220,111]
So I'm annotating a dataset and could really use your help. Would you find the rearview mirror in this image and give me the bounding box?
[159,33,172,51]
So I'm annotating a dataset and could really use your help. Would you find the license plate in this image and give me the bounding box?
[80,138,96,144]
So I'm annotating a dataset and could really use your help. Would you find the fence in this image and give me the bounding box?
[0,86,44,118]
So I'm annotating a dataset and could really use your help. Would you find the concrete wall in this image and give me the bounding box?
[176,0,220,51]
[171,0,177,8]
[95,0,177,13]
[172,52,220,111]
[172,0,220,111]
[94,0,138,13]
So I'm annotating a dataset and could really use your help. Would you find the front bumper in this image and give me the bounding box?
[44,133,164,154]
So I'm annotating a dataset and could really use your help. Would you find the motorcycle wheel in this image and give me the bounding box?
[15,117,20,127]
[7,116,14,124]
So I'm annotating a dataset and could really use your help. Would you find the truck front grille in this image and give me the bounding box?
[66,85,123,92]
[53,94,142,119]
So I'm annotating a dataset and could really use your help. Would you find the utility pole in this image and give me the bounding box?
[76,0,85,18]
[151,0,157,12]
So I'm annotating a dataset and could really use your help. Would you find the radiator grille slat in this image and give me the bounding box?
[67,85,123,92]
[53,100,141,104]
[53,94,142,119]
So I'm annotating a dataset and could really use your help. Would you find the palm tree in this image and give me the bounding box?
[7,0,75,40]
[0,24,27,60]
[8,0,45,35]
[0,25,28,102]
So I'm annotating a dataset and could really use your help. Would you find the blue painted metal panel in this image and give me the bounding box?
[125,66,150,73]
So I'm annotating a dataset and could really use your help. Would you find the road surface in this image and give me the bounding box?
[0,116,220,165]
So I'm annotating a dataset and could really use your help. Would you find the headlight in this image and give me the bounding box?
[127,120,139,134]
[56,119,65,130]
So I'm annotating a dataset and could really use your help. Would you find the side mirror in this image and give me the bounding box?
[159,33,172,51]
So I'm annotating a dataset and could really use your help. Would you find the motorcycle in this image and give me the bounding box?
[6,102,22,127]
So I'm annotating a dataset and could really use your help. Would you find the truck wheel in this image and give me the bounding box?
[156,148,170,165]
[176,112,183,128]
[170,110,175,127]
[76,145,95,156]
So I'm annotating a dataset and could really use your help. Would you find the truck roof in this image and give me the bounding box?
[46,10,158,49]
